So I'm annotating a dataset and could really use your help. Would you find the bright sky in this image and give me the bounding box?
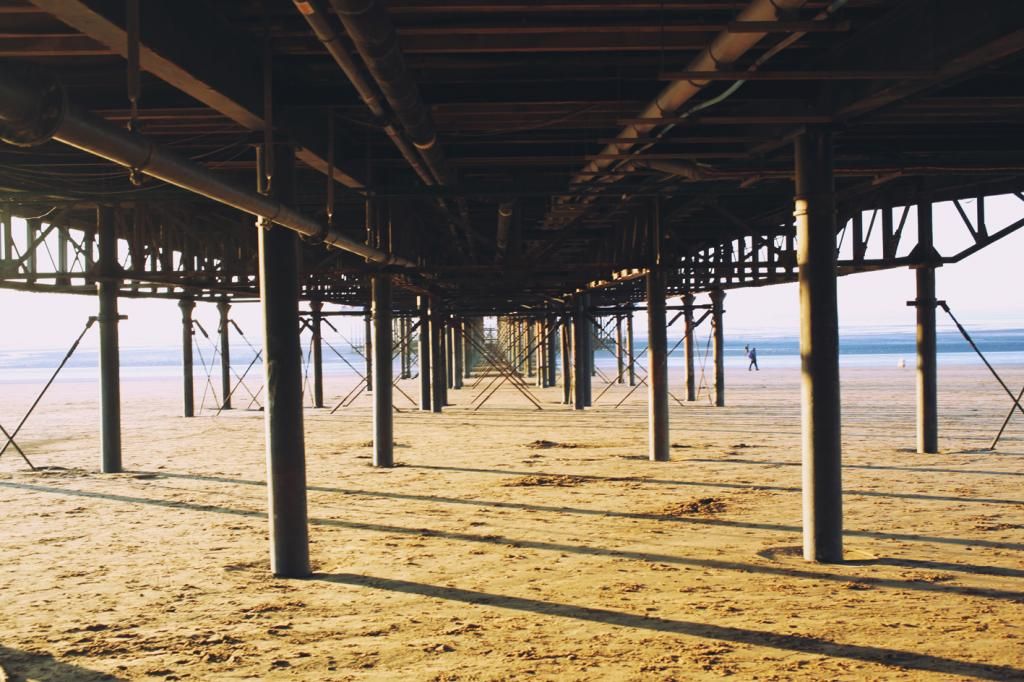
[0,196,1020,350]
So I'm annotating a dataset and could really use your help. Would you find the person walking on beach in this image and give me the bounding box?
[745,344,759,371]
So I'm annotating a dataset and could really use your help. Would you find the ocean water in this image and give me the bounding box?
[0,328,1021,384]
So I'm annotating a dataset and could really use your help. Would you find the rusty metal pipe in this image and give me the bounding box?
[292,0,435,187]
[574,0,807,186]
[495,201,515,262]
[0,62,415,268]
[328,0,455,187]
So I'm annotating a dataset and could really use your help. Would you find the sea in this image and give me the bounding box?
[0,327,1022,384]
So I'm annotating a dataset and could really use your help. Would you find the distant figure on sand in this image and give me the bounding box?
[745,344,759,371]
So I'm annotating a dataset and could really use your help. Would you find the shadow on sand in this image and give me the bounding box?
[2,479,1022,604]
[313,572,1022,681]
[0,645,124,681]
[402,462,1024,507]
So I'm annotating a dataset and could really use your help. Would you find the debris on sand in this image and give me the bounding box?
[661,497,727,516]
[504,474,585,487]
[526,439,580,449]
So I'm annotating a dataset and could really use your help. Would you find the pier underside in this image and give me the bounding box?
[1,2,1023,673]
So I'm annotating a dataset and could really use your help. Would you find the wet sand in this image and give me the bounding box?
[0,364,1022,680]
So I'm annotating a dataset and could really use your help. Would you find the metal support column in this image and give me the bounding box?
[561,316,572,404]
[683,293,696,401]
[573,299,586,410]
[430,298,444,412]
[399,317,410,380]
[258,146,309,578]
[179,299,196,418]
[218,300,232,410]
[710,289,726,407]
[418,296,431,411]
[310,300,324,408]
[445,321,454,390]
[647,269,669,461]
[453,319,464,389]
[372,275,393,467]
[584,298,593,406]
[626,309,636,386]
[916,202,939,454]
[547,317,558,389]
[526,321,536,378]
[364,312,373,392]
[97,206,121,473]
[615,315,624,383]
[795,128,843,563]
[463,319,474,378]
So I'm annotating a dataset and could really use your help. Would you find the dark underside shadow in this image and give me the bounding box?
[402,462,1024,506]
[0,644,124,682]
[3,480,1023,602]
[134,469,1024,554]
[682,456,1024,478]
[313,572,1022,681]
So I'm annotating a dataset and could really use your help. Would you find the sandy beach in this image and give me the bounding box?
[0,363,1022,680]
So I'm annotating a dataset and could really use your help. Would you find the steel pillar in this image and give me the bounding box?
[647,269,670,461]
[583,298,593,406]
[418,296,431,411]
[615,315,624,383]
[440,317,450,405]
[97,206,121,473]
[218,300,232,410]
[179,299,196,418]
[364,312,373,393]
[398,317,410,380]
[573,300,586,410]
[372,275,393,467]
[915,203,939,454]
[258,146,309,578]
[463,319,473,378]
[453,319,464,389]
[25,218,38,283]
[535,320,545,387]
[445,322,454,390]
[310,300,324,408]
[430,298,444,412]
[561,316,572,405]
[626,310,636,386]
[526,321,536,377]
[795,128,843,563]
[683,294,696,401]
[710,289,726,407]
[547,317,558,389]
